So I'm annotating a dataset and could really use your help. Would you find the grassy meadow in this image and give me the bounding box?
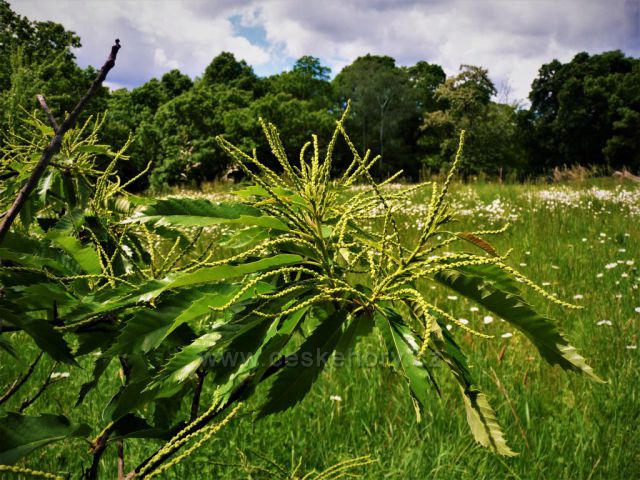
[1,179,638,479]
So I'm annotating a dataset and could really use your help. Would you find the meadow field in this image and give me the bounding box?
[1,179,638,479]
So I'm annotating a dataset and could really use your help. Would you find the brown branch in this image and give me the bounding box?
[85,422,118,480]
[0,39,121,245]
[36,94,60,132]
[117,439,125,480]
[0,351,43,406]
[18,363,60,412]
[190,369,207,422]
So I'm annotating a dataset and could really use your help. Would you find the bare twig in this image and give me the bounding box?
[0,351,43,406]
[18,362,60,412]
[117,439,125,480]
[85,422,118,480]
[36,94,60,132]
[190,369,207,422]
[0,39,121,245]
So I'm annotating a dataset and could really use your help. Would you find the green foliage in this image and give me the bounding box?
[0,1,108,144]
[527,50,640,172]
[422,65,525,176]
[0,102,602,477]
[0,413,90,465]
[334,55,418,176]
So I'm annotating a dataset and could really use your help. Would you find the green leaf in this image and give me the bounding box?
[336,313,373,357]
[461,386,517,457]
[0,308,76,365]
[109,283,273,355]
[106,380,158,421]
[150,333,223,398]
[124,198,289,231]
[432,324,517,456]
[258,308,347,418]
[76,356,112,407]
[375,308,432,408]
[0,413,91,464]
[64,255,301,325]
[38,169,60,204]
[75,144,111,155]
[46,231,102,275]
[435,264,604,382]
[114,254,302,305]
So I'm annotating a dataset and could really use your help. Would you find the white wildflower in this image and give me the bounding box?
[596,320,612,326]
[501,332,513,338]
[483,315,494,324]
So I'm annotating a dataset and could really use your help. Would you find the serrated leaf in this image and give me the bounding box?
[461,386,517,456]
[0,308,76,365]
[64,255,302,324]
[432,325,517,456]
[435,265,604,382]
[119,254,302,304]
[124,198,289,231]
[76,356,112,407]
[38,169,59,204]
[456,232,498,257]
[150,332,223,398]
[0,413,91,464]
[336,313,373,357]
[106,380,158,421]
[46,231,101,275]
[109,283,273,355]
[375,308,432,407]
[258,308,347,418]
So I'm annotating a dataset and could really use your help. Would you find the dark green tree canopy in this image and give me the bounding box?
[265,56,333,108]
[334,54,418,175]
[161,68,193,98]
[203,51,260,92]
[528,50,640,172]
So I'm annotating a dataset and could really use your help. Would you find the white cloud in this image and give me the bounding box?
[11,0,638,101]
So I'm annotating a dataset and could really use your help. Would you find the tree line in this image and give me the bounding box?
[2,0,639,191]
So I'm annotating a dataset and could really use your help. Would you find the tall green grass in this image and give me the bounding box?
[1,181,638,479]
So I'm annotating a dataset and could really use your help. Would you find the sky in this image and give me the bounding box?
[11,0,640,103]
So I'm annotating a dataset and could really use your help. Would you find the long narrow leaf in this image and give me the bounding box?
[435,265,603,382]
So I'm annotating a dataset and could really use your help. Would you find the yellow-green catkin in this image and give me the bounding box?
[0,465,63,480]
